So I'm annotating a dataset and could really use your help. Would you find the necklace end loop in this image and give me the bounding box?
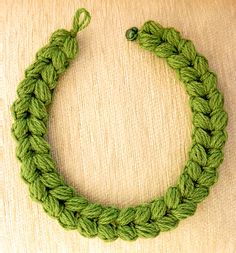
[71,8,91,37]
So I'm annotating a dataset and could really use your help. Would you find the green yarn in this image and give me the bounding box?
[11,8,228,242]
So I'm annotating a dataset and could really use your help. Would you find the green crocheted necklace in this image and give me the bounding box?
[11,8,228,242]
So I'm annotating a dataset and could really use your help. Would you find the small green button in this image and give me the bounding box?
[125,27,139,41]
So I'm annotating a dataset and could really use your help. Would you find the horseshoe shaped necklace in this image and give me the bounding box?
[11,8,228,242]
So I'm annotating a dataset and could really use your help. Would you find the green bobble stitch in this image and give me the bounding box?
[34,80,52,105]
[40,172,64,188]
[185,81,207,97]
[98,207,119,225]
[198,170,218,187]
[117,225,138,241]
[138,33,162,51]
[21,157,40,183]
[64,196,88,212]
[16,137,31,161]
[179,67,199,83]
[164,187,181,210]
[50,29,72,46]
[12,118,28,140]
[193,55,209,75]
[190,143,207,166]
[138,21,163,51]
[51,50,69,74]
[29,97,47,120]
[135,223,160,238]
[27,116,47,136]
[80,203,103,219]
[97,224,118,242]
[202,72,217,93]
[36,46,57,62]
[29,135,50,154]
[155,42,177,58]
[62,36,78,59]
[29,177,47,202]
[167,54,190,69]
[192,128,211,149]
[210,110,228,131]
[141,20,163,36]
[116,207,136,225]
[25,61,48,79]
[188,186,209,203]
[209,90,224,111]
[58,209,78,230]
[42,194,63,218]
[176,38,188,52]
[150,198,167,220]
[210,130,227,149]
[203,166,216,174]
[41,64,58,90]
[181,40,196,62]
[156,214,179,232]
[17,78,36,98]
[185,160,202,181]
[171,200,197,220]
[134,204,151,224]
[178,173,194,197]
[11,96,31,119]
[50,185,74,200]
[193,112,212,130]
[206,149,224,168]
[165,28,181,48]
[33,153,56,172]
[190,97,211,114]
[77,217,98,238]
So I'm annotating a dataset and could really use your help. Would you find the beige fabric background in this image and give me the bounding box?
[1,0,236,252]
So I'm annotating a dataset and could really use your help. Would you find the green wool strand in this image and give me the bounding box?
[11,8,228,242]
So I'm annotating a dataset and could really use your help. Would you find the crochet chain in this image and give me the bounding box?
[11,8,228,242]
